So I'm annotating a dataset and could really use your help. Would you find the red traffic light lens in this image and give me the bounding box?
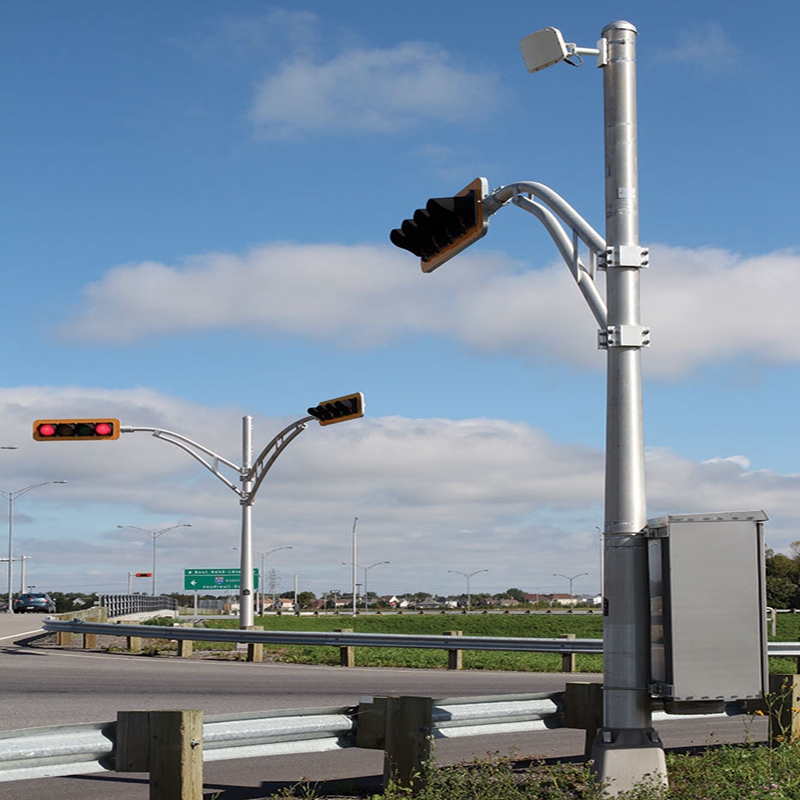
[95,422,113,436]
[37,424,57,438]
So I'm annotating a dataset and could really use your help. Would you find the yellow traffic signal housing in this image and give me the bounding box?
[307,393,365,426]
[390,177,490,272]
[33,418,121,441]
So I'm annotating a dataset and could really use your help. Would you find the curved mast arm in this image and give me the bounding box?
[246,417,312,503]
[120,426,243,496]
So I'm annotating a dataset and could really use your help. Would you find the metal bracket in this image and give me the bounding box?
[649,682,674,698]
[598,325,651,349]
[643,526,669,539]
[599,245,649,270]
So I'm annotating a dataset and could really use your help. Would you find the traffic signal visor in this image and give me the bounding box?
[390,177,490,273]
[307,393,365,426]
[33,418,121,441]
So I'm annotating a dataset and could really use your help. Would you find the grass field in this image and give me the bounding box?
[170,609,800,673]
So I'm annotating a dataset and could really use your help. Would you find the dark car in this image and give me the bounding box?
[13,592,56,613]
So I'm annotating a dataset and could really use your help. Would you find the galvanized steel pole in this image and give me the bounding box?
[240,416,255,629]
[592,20,667,791]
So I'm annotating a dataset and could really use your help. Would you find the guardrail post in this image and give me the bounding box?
[177,638,193,658]
[356,695,433,791]
[247,625,263,662]
[82,632,97,649]
[445,630,463,670]
[126,621,142,653]
[559,633,576,673]
[383,696,433,792]
[563,681,604,759]
[334,628,355,667]
[768,674,800,746]
[117,710,204,799]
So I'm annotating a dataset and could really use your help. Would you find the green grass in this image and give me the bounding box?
[266,742,800,799]
[197,612,604,671]
[192,611,794,674]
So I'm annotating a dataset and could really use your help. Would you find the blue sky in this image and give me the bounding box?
[1,1,798,601]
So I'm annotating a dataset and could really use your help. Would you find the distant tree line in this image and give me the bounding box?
[766,543,800,608]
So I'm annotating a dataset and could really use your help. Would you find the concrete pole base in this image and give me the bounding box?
[591,728,667,797]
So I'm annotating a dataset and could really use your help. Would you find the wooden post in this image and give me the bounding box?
[768,674,800,746]
[563,681,604,760]
[246,625,263,662]
[356,696,388,750]
[383,696,433,792]
[559,633,576,673]
[334,628,354,667]
[127,621,142,653]
[177,638,193,658]
[82,632,97,649]
[57,630,72,647]
[117,710,204,800]
[445,630,463,670]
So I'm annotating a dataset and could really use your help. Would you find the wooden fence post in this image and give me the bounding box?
[334,628,354,667]
[117,709,204,799]
[445,630,463,670]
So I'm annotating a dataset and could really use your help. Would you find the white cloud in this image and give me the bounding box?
[1,386,797,597]
[248,41,505,138]
[59,241,800,380]
[654,22,739,72]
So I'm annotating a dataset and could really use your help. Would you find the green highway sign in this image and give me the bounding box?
[184,568,259,591]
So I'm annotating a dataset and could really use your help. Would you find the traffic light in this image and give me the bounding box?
[33,419,121,441]
[135,573,152,578]
[307,392,365,426]
[390,177,489,272]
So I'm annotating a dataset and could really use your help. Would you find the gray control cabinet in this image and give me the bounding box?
[647,511,767,702]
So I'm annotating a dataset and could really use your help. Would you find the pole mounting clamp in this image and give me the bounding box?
[598,325,651,349]
[599,245,649,269]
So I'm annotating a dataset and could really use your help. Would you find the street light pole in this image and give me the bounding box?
[362,561,389,612]
[118,524,192,595]
[1,481,67,613]
[258,546,293,614]
[447,569,487,613]
[351,517,358,615]
[343,559,390,613]
[553,572,588,600]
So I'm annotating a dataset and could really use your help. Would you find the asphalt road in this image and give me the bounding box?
[0,614,767,799]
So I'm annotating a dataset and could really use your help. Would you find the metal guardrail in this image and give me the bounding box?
[42,619,800,658]
[0,691,750,784]
[0,693,558,783]
[44,618,601,654]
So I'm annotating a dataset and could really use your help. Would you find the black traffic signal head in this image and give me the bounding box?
[33,418,121,441]
[390,177,489,272]
[307,392,365,426]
